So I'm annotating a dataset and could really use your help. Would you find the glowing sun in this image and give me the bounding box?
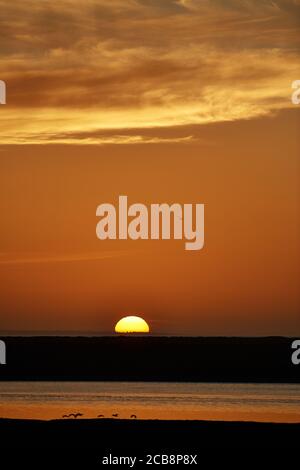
[115,316,150,334]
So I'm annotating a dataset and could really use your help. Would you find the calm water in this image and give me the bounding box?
[0,382,299,423]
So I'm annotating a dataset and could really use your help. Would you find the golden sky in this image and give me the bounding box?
[0,0,299,334]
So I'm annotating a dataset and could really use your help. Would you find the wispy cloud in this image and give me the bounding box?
[0,0,299,144]
[0,250,130,265]
[0,130,194,145]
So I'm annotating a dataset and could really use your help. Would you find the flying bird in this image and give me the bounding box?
[112,413,119,418]
[69,412,83,419]
[97,414,104,418]
[130,414,137,419]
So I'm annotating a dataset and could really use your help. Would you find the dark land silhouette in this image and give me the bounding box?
[0,418,298,450]
[0,336,299,382]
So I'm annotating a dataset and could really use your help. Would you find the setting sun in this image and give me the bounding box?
[115,316,150,334]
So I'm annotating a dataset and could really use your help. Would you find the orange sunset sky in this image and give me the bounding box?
[0,0,299,335]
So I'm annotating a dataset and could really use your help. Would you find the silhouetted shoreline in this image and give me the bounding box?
[0,336,298,382]
[0,418,299,450]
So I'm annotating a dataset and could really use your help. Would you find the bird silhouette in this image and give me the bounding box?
[69,412,83,419]
[62,414,70,418]
[112,413,119,418]
[97,414,104,418]
[130,414,137,419]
